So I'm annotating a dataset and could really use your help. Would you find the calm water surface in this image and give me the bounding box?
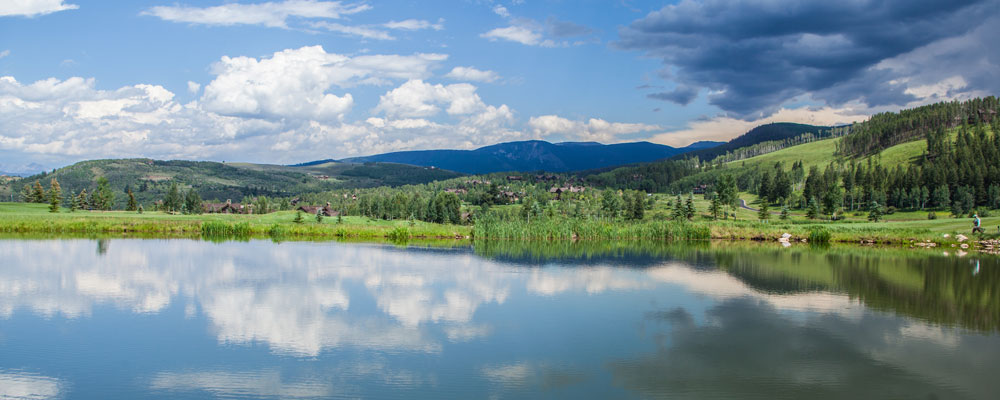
[1,239,999,399]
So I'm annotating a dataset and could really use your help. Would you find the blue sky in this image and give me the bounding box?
[1,0,998,172]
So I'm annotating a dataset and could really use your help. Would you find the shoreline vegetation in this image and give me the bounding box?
[1,203,992,250]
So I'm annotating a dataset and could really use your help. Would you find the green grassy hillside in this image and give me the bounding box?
[0,159,463,208]
[724,131,932,173]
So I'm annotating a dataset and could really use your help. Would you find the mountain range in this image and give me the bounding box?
[299,140,723,174]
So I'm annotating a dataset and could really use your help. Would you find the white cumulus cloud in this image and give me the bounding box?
[0,0,77,17]
[374,79,487,118]
[528,115,662,142]
[141,0,370,28]
[445,66,500,83]
[200,46,447,120]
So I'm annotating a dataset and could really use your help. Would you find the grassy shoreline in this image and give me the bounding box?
[0,203,471,240]
[1,203,993,247]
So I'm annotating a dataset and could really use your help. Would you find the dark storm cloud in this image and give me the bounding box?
[609,298,1000,399]
[617,0,999,117]
[647,85,698,105]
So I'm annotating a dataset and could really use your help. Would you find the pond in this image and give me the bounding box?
[1,239,998,399]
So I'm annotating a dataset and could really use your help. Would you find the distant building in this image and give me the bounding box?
[203,199,243,214]
[297,202,339,217]
[549,185,586,200]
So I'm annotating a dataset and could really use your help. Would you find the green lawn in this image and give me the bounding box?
[0,202,472,239]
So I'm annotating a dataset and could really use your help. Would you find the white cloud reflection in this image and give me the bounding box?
[0,239,957,361]
[0,370,63,400]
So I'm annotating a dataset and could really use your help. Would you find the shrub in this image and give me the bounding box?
[387,226,410,242]
[927,211,937,220]
[808,227,831,244]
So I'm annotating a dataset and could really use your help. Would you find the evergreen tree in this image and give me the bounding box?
[780,205,790,220]
[293,211,304,224]
[758,172,772,203]
[164,182,182,213]
[631,191,645,220]
[806,197,820,219]
[671,195,685,220]
[20,184,32,203]
[757,201,769,221]
[137,204,144,214]
[76,189,88,211]
[316,209,324,223]
[48,178,61,213]
[126,189,137,211]
[822,184,842,220]
[868,201,883,222]
[932,185,950,209]
[93,177,114,210]
[709,195,721,220]
[685,194,696,220]
[69,191,78,212]
[183,189,202,215]
[31,180,45,203]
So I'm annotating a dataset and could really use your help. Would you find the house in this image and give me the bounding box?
[500,191,520,203]
[549,186,586,200]
[203,199,243,214]
[297,202,339,217]
[692,184,709,195]
[506,176,522,181]
[444,188,468,195]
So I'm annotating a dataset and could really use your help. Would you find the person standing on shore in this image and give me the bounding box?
[973,214,984,234]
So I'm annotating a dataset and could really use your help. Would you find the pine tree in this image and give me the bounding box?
[126,189,138,211]
[685,194,695,220]
[806,197,820,219]
[20,183,32,203]
[69,191,78,212]
[31,180,45,203]
[757,201,769,221]
[780,205,790,220]
[293,211,304,224]
[631,191,645,220]
[137,204,144,214]
[76,189,88,211]
[671,195,685,220]
[93,177,114,210]
[709,196,721,220]
[868,201,883,222]
[48,178,62,213]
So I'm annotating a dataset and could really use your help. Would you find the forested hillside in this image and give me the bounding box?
[837,96,1000,157]
[676,123,839,163]
[1,159,462,208]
